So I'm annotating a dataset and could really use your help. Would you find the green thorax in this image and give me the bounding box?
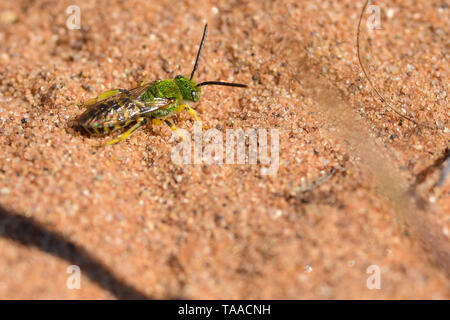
[141,75,201,104]
[139,75,201,119]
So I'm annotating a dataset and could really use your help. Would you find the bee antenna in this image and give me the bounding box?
[198,81,247,88]
[190,24,208,80]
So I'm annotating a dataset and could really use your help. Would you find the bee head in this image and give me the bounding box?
[175,75,201,102]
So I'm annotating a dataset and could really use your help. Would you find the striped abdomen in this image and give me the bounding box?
[74,97,144,136]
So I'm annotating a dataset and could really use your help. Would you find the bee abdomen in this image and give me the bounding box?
[73,99,138,136]
[80,119,132,136]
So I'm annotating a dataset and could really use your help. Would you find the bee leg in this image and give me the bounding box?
[151,118,164,127]
[95,117,146,149]
[151,118,185,139]
[176,104,208,129]
[174,104,201,122]
[186,105,201,123]
[164,119,186,140]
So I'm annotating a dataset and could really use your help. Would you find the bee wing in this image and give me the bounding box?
[73,82,176,130]
[137,97,177,116]
[90,96,175,129]
[81,82,156,109]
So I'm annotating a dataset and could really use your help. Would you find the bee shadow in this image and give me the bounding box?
[0,205,151,299]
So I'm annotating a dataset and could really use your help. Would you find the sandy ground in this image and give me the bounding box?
[0,0,449,299]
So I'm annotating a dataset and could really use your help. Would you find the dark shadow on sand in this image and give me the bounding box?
[0,205,150,299]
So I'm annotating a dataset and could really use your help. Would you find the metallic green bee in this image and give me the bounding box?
[71,24,246,149]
